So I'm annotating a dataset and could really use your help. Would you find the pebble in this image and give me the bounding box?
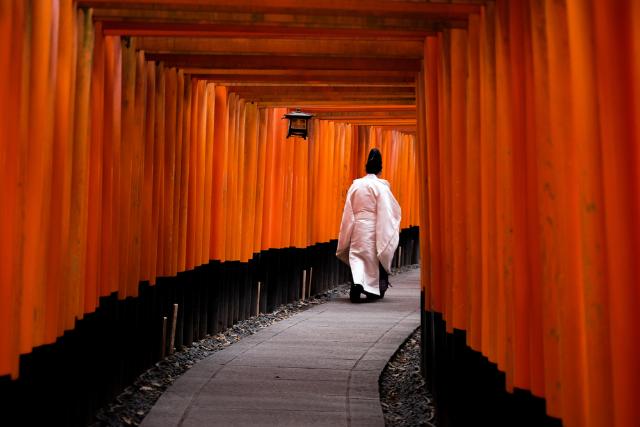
[379,327,436,427]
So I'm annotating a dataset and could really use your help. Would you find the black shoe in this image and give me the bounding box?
[365,291,382,301]
[378,279,390,299]
[350,284,363,303]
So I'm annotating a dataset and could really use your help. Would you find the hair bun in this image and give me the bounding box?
[365,148,382,174]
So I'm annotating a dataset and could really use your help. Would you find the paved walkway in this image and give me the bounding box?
[141,268,421,427]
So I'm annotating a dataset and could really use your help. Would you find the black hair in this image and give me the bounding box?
[365,148,383,174]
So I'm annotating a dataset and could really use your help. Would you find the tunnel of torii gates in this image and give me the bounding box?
[0,1,639,426]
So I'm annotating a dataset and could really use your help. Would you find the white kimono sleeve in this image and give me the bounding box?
[375,180,401,273]
[336,185,356,265]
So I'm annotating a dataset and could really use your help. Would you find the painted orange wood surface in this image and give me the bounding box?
[48,0,76,342]
[415,59,430,315]
[464,13,481,351]
[119,38,136,298]
[21,0,53,353]
[152,62,165,279]
[591,3,640,426]
[254,108,268,252]
[567,2,614,425]
[450,28,467,333]
[241,102,257,261]
[529,0,561,413]
[417,1,640,427]
[210,86,228,260]
[194,80,207,266]
[424,35,443,315]
[70,8,94,321]
[85,16,104,311]
[493,3,513,390]
[0,0,21,379]
[163,67,177,276]
[130,50,148,289]
[223,93,237,261]
[234,98,247,259]
[260,108,276,250]
[101,35,122,297]
[171,70,184,276]
[177,77,192,272]
[543,1,587,423]
[141,61,156,282]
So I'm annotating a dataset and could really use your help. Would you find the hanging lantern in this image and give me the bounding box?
[283,109,313,139]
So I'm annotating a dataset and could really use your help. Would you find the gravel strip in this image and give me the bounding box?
[380,327,436,427]
[91,285,350,427]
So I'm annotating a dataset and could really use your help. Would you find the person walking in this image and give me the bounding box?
[336,148,401,302]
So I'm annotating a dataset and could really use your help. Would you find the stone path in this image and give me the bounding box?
[141,268,421,427]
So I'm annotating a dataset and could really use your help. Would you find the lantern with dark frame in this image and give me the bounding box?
[283,109,313,139]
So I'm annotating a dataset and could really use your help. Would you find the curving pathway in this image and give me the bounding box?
[141,268,421,427]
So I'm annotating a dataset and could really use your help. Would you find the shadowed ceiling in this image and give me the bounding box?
[79,0,487,131]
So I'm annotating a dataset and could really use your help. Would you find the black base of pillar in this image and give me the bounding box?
[421,310,563,427]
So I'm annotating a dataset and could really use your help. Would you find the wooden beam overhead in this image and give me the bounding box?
[300,105,416,112]
[100,21,445,39]
[318,117,416,123]
[367,125,417,134]
[256,100,416,108]
[303,110,417,126]
[229,95,415,103]
[88,0,478,38]
[185,68,415,86]
[183,69,415,77]
[136,37,424,58]
[226,85,414,95]
[217,81,414,88]
[184,69,416,83]
[189,75,414,86]
[145,53,421,71]
[312,111,416,119]
[81,0,482,19]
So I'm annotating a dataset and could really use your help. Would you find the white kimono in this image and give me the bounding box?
[336,174,401,296]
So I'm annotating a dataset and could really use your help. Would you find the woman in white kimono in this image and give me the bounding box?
[336,148,401,302]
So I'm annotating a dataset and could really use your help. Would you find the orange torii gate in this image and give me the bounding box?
[0,1,639,427]
[415,3,639,427]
